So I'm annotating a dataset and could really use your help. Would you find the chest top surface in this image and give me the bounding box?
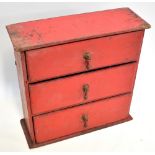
[6,7,150,52]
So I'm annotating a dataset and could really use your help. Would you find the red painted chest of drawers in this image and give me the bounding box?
[6,8,150,148]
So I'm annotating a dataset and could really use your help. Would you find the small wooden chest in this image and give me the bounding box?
[6,8,150,148]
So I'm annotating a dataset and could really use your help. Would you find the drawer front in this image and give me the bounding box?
[30,63,137,115]
[34,93,132,143]
[26,31,144,82]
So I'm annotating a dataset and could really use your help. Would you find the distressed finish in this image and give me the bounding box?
[30,63,137,115]
[6,8,150,51]
[34,93,132,143]
[6,8,150,148]
[26,31,144,82]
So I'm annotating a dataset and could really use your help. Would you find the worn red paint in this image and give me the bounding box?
[30,63,137,115]
[6,7,150,52]
[34,93,132,143]
[26,31,144,82]
[6,8,150,148]
[14,52,35,141]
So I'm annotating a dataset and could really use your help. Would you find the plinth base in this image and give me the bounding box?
[20,115,133,149]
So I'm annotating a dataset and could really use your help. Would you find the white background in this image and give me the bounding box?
[0,2,155,152]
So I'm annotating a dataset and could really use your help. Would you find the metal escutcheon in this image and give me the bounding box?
[81,113,88,128]
[83,84,89,100]
[83,52,91,70]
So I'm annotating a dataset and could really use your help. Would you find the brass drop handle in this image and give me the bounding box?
[83,52,91,70]
[83,84,89,100]
[81,113,88,128]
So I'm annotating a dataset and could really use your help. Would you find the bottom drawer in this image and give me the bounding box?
[34,93,132,143]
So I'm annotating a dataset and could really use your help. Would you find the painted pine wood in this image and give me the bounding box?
[6,8,150,51]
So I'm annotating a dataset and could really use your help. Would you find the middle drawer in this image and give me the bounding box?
[29,62,137,115]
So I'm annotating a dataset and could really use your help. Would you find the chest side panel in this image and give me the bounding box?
[14,52,35,142]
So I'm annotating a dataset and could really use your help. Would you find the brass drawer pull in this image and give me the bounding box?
[83,52,91,70]
[81,113,88,128]
[83,84,89,100]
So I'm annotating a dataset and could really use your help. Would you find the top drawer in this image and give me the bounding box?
[26,31,144,82]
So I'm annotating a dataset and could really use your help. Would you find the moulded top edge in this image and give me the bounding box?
[6,7,151,52]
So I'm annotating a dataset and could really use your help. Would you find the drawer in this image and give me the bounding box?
[29,62,137,115]
[26,31,144,82]
[34,93,132,143]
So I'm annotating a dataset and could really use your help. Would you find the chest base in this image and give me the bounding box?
[20,114,132,149]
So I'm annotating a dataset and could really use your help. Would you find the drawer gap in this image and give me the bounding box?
[32,92,132,117]
[29,61,136,85]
